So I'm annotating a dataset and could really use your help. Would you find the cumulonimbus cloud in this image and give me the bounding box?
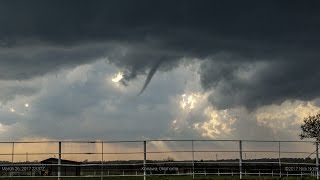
[1,1,320,109]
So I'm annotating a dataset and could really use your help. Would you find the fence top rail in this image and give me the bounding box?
[0,139,317,143]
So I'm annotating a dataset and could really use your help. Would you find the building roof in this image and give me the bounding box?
[40,158,81,164]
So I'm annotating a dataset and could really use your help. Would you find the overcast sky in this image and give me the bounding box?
[1,0,320,150]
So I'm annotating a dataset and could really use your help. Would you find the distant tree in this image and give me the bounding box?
[300,113,320,141]
[163,156,174,162]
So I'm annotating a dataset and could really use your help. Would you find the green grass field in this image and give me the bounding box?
[0,176,317,180]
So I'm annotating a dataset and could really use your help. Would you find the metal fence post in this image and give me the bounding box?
[279,141,281,177]
[11,142,14,164]
[58,141,61,180]
[101,141,104,180]
[192,140,195,180]
[316,141,319,180]
[144,141,146,180]
[239,140,242,179]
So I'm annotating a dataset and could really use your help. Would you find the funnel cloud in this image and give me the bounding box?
[138,59,164,95]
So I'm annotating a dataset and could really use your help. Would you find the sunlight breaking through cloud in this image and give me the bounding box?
[256,100,320,129]
[111,72,124,83]
[197,108,236,138]
[180,93,201,110]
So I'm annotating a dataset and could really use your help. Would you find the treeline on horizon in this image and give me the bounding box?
[0,157,315,164]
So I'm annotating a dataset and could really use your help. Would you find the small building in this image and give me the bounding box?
[40,158,81,176]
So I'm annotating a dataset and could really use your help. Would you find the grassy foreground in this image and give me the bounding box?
[0,176,317,180]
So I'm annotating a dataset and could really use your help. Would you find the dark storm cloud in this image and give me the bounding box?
[0,81,40,103]
[0,43,115,80]
[200,58,320,109]
[2,1,319,54]
[1,0,320,108]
